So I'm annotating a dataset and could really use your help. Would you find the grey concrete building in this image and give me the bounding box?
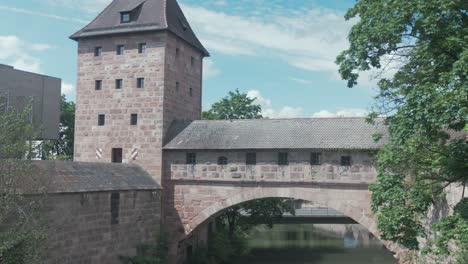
[0,64,61,139]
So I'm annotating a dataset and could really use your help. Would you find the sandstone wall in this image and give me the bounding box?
[45,190,161,264]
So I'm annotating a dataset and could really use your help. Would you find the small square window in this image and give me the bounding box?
[138,43,146,54]
[121,12,131,23]
[130,114,138,125]
[246,153,256,165]
[115,79,123,89]
[117,45,125,55]
[98,114,105,126]
[137,78,145,89]
[311,152,322,165]
[341,156,352,166]
[218,156,228,165]
[95,80,102,90]
[186,153,196,165]
[94,47,102,57]
[278,152,288,166]
[112,148,123,163]
[189,88,193,97]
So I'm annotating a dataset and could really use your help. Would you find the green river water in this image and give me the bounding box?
[234,224,397,264]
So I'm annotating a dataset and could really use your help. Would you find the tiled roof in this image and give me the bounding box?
[70,0,209,56]
[18,161,161,194]
[164,118,389,150]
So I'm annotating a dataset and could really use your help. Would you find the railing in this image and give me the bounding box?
[170,164,377,184]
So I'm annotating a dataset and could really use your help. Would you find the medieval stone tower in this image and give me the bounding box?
[71,0,209,183]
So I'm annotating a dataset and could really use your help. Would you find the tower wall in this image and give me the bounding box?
[74,31,204,184]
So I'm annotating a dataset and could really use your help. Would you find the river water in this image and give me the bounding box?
[234,224,397,264]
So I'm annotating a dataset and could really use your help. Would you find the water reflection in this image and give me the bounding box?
[235,224,397,264]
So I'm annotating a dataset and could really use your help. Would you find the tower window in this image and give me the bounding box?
[116,79,123,89]
[191,56,195,66]
[112,148,123,163]
[176,82,180,92]
[138,43,146,54]
[121,12,131,23]
[117,45,125,55]
[95,80,102,90]
[246,153,256,165]
[218,156,228,165]
[189,88,193,97]
[94,47,102,57]
[137,78,145,88]
[110,192,120,225]
[341,156,352,166]
[130,114,138,125]
[186,153,196,165]
[176,48,180,58]
[311,152,322,165]
[278,152,288,166]
[98,114,105,126]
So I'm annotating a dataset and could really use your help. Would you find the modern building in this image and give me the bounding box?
[0,64,61,139]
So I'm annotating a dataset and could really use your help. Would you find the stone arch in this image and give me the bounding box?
[183,186,403,258]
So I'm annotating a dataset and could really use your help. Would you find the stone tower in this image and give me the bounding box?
[71,0,209,183]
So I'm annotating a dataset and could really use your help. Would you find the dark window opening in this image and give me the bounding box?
[278,152,289,166]
[110,192,120,225]
[117,45,125,55]
[186,153,196,165]
[130,114,138,125]
[116,79,123,89]
[176,82,180,92]
[95,80,102,90]
[246,153,256,165]
[189,88,193,97]
[112,148,123,163]
[98,114,105,126]
[94,47,102,57]
[311,152,322,165]
[138,43,146,54]
[218,156,228,165]
[121,12,131,23]
[176,48,180,57]
[137,78,145,88]
[190,56,195,66]
[341,156,352,166]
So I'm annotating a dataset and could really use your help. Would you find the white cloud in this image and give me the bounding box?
[289,77,314,85]
[247,90,304,118]
[62,82,76,101]
[47,0,111,14]
[312,108,368,118]
[0,35,51,73]
[0,6,87,24]
[203,59,220,80]
[182,5,356,75]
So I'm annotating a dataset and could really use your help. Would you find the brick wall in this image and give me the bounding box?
[45,190,161,264]
[165,150,377,183]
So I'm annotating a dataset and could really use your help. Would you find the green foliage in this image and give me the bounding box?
[0,108,47,263]
[188,227,248,264]
[430,210,468,263]
[119,231,168,264]
[202,90,262,120]
[337,0,468,255]
[41,95,75,160]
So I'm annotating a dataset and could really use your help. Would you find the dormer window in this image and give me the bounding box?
[121,12,131,23]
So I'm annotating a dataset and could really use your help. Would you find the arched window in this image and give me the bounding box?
[218,156,228,165]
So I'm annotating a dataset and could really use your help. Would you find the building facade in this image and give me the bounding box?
[0,64,61,140]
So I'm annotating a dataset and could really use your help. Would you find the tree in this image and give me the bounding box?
[336,0,467,260]
[202,90,262,120]
[41,95,75,160]
[0,107,47,263]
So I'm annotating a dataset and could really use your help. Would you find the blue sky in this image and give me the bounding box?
[0,0,380,118]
